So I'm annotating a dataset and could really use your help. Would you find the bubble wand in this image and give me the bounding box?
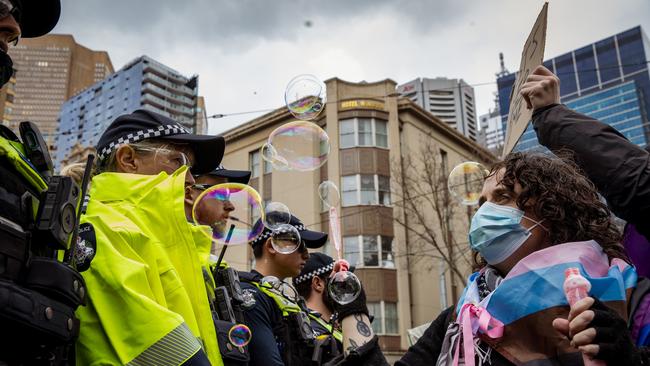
[328,206,349,271]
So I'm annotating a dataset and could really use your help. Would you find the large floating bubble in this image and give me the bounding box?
[228,324,252,347]
[267,121,330,172]
[318,180,340,209]
[271,224,302,254]
[328,271,362,305]
[447,162,489,206]
[192,183,264,245]
[285,74,326,121]
[263,202,291,230]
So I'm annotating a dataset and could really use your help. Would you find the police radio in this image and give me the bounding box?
[19,121,53,180]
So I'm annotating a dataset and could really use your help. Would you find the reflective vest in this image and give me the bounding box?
[308,312,343,343]
[77,168,223,365]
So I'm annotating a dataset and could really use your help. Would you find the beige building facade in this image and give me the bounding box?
[1,34,113,147]
[220,78,494,358]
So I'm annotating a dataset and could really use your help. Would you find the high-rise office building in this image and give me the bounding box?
[478,91,505,154]
[54,55,199,168]
[196,96,208,135]
[218,78,494,360]
[497,26,650,152]
[398,77,478,141]
[1,34,113,147]
[478,109,504,154]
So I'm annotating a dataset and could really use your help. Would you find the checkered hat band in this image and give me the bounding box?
[250,223,306,247]
[294,262,335,285]
[97,124,190,160]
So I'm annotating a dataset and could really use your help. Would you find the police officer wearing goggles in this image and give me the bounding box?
[0,1,89,364]
[239,215,329,365]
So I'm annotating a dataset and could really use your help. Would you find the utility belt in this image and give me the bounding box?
[243,275,340,366]
[206,264,250,365]
[0,212,86,365]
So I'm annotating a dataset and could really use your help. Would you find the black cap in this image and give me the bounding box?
[16,0,62,38]
[197,165,251,184]
[250,214,327,249]
[293,252,355,286]
[96,109,225,175]
[293,252,335,285]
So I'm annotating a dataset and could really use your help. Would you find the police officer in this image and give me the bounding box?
[239,215,329,365]
[0,1,89,364]
[186,164,251,251]
[293,253,343,343]
[185,165,253,365]
[78,110,226,365]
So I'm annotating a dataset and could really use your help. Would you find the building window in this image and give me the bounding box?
[368,301,399,335]
[250,150,260,178]
[341,174,391,207]
[375,120,388,147]
[339,118,389,149]
[341,175,358,206]
[343,235,395,268]
[340,119,355,148]
[263,158,272,174]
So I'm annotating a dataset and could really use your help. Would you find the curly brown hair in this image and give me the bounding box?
[473,151,627,269]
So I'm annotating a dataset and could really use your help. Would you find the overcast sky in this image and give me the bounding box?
[51,0,650,135]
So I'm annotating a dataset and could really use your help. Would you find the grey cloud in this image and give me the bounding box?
[55,0,469,51]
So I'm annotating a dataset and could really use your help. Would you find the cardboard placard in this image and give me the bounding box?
[502,2,548,157]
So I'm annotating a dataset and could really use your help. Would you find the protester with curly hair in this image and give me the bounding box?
[330,152,647,366]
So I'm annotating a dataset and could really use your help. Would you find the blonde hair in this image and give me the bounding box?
[60,162,89,186]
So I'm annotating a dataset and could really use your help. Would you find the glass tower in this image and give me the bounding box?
[497,26,650,151]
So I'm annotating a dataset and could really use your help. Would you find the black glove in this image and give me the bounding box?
[331,283,369,322]
[588,298,644,365]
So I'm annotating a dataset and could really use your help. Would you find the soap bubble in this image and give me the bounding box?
[271,224,302,254]
[263,202,291,230]
[267,121,330,172]
[318,180,340,209]
[228,324,252,347]
[328,271,362,305]
[285,74,326,120]
[192,183,264,245]
[447,162,488,206]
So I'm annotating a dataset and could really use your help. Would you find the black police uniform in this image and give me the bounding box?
[239,216,329,366]
[0,1,89,365]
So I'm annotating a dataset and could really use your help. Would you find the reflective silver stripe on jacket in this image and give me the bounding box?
[127,323,202,366]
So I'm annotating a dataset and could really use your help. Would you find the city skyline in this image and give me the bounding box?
[48,0,650,136]
[498,26,650,152]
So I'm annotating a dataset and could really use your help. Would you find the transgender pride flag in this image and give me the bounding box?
[457,241,637,366]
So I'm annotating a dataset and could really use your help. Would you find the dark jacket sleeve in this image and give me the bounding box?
[395,307,452,366]
[532,103,650,239]
[181,349,211,366]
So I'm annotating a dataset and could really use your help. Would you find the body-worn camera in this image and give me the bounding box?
[34,175,81,251]
[215,266,244,304]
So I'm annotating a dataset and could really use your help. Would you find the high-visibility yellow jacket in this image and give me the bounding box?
[76,168,223,365]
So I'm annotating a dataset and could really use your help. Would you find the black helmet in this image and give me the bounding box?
[13,0,62,38]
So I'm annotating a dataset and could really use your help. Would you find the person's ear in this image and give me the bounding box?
[312,276,325,294]
[265,238,277,255]
[115,145,139,173]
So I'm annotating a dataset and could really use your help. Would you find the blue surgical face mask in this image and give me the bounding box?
[468,201,546,265]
